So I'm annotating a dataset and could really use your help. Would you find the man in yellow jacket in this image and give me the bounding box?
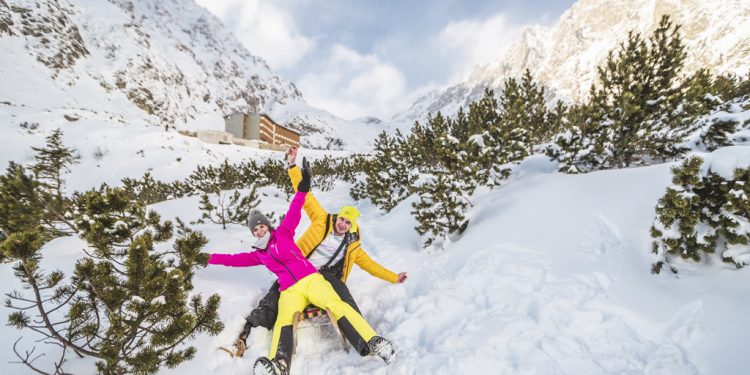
[235,147,407,357]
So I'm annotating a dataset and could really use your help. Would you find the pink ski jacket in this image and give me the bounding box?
[207,191,317,291]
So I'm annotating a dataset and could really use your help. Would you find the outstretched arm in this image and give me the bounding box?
[208,251,262,267]
[353,247,407,284]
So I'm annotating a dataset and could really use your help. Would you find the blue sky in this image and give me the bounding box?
[195,0,576,120]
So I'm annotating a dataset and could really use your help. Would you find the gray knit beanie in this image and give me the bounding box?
[247,210,272,230]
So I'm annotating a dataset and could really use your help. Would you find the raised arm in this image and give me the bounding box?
[276,190,307,238]
[287,147,328,223]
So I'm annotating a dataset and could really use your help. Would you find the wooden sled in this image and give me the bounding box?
[292,305,349,354]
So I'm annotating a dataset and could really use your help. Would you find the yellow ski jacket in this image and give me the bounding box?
[288,165,399,284]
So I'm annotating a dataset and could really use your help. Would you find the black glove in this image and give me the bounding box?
[297,157,312,192]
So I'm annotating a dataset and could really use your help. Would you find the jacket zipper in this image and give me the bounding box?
[269,244,298,282]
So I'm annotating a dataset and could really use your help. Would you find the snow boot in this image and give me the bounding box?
[368,336,395,364]
[253,357,288,375]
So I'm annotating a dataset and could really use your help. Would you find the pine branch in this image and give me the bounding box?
[11,338,50,375]
[18,260,102,359]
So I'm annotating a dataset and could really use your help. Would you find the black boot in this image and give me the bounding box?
[253,357,288,375]
[368,336,395,364]
[239,321,253,343]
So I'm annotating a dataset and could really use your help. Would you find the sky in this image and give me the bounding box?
[194,0,576,121]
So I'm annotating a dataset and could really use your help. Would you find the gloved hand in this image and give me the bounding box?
[297,157,312,192]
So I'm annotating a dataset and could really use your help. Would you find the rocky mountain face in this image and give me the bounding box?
[0,0,364,148]
[396,0,750,122]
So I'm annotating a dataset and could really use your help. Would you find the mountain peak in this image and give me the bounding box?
[396,0,750,122]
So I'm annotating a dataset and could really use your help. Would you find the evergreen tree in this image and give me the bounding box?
[257,158,294,198]
[650,157,714,273]
[698,118,738,151]
[411,170,470,248]
[652,158,750,273]
[336,154,366,184]
[0,162,45,235]
[405,114,442,169]
[504,70,553,156]
[186,159,245,195]
[31,129,79,233]
[554,16,713,172]
[4,185,223,374]
[195,187,260,230]
[121,172,188,206]
[464,89,512,186]
[351,130,416,212]
[310,155,344,192]
[0,229,5,263]
[410,117,475,248]
[711,72,750,102]
[495,78,530,161]
[717,167,750,267]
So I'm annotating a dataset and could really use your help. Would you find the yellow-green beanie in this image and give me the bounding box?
[337,206,360,233]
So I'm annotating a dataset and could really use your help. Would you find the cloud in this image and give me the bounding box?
[296,44,412,120]
[195,0,314,70]
[436,13,522,81]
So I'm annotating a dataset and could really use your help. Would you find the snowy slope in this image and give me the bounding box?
[3,151,750,374]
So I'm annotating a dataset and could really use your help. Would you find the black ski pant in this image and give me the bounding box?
[243,271,366,354]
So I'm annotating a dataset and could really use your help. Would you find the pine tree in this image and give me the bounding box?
[405,114,442,169]
[554,16,711,172]
[31,129,79,233]
[496,77,531,161]
[506,70,553,156]
[0,229,6,262]
[121,172,189,206]
[0,162,45,235]
[4,185,224,374]
[411,170,470,248]
[699,118,738,151]
[195,186,260,229]
[650,157,714,273]
[718,167,750,267]
[351,130,416,212]
[310,155,345,192]
[464,89,512,186]
[410,115,475,248]
[257,158,294,198]
[711,72,750,102]
[186,160,245,195]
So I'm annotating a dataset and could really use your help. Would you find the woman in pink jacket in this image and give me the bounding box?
[207,159,395,375]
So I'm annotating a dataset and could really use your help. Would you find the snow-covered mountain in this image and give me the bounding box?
[396,0,750,121]
[0,0,383,153]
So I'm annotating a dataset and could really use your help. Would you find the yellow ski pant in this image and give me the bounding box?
[269,272,377,360]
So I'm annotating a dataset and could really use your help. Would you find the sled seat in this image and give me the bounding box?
[300,305,327,320]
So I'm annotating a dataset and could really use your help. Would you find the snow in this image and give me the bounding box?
[3,147,750,374]
[2,0,750,373]
[698,146,750,180]
[151,296,166,305]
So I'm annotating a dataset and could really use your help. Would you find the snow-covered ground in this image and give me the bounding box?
[2,149,750,374]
